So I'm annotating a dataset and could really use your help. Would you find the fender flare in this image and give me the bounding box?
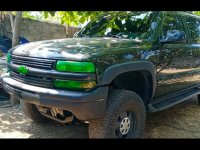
[100,61,156,99]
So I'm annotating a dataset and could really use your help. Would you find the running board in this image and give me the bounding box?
[148,85,200,112]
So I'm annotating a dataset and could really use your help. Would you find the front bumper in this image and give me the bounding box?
[1,73,108,121]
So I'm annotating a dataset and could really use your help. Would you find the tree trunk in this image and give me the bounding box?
[11,11,22,47]
[9,12,14,33]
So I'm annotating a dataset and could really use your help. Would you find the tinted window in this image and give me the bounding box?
[162,13,185,38]
[77,11,158,40]
[186,16,200,43]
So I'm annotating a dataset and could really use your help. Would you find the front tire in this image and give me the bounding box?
[89,89,146,138]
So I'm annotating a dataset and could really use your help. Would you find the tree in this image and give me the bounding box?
[8,11,200,48]
[8,11,22,106]
[8,11,105,48]
[9,11,23,47]
[193,11,200,16]
[43,11,106,26]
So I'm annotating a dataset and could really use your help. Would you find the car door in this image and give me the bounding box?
[154,12,194,99]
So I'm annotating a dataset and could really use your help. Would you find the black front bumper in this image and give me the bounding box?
[2,73,108,121]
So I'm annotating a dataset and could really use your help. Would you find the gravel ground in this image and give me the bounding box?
[0,97,200,138]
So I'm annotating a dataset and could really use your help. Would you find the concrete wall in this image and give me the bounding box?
[171,58,200,68]
[20,18,67,41]
[1,17,80,42]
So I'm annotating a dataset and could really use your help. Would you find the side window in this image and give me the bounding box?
[186,17,200,43]
[162,13,185,39]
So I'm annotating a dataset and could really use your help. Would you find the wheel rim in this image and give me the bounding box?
[120,117,131,135]
[115,111,136,138]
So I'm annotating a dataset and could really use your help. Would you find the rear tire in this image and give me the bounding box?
[21,101,50,123]
[89,89,146,138]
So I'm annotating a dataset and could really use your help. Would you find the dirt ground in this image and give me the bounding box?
[0,97,200,138]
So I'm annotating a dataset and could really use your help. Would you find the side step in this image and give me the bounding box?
[148,85,200,112]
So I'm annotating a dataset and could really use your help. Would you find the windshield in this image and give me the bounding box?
[77,11,158,40]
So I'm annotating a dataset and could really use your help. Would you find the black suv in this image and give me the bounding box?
[2,11,200,138]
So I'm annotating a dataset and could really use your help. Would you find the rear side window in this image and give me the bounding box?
[161,13,185,39]
[186,16,200,43]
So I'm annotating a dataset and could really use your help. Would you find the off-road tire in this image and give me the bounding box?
[89,89,146,138]
[21,101,50,123]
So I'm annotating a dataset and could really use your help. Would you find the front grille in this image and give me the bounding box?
[12,55,56,70]
[10,55,94,89]
[10,71,52,88]
[10,55,56,88]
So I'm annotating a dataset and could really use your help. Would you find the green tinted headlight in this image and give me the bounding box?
[54,79,96,90]
[56,61,95,73]
[6,53,11,63]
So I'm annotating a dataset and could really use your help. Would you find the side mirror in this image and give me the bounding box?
[160,30,186,44]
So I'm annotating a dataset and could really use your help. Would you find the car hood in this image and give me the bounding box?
[10,37,142,61]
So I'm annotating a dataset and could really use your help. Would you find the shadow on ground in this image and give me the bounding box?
[0,97,200,138]
[143,97,200,138]
[0,106,88,138]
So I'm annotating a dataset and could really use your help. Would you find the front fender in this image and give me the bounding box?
[99,61,156,98]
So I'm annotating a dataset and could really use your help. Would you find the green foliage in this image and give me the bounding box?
[43,11,55,18]
[43,11,105,26]
[22,11,37,20]
[78,11,155,40]
[19,11,200,28]
[193,11,200,16]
